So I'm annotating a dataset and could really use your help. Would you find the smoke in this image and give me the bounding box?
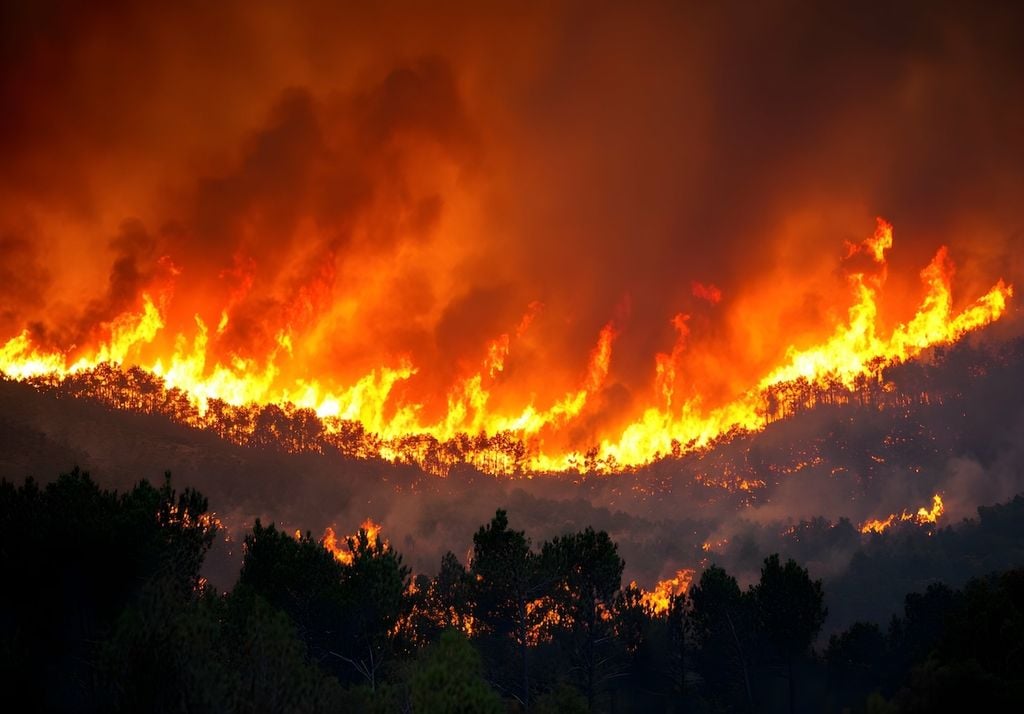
[1,1,1022,429]
[0,226,50,335]
[941,410,1024,522]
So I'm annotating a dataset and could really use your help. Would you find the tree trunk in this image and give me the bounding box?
[589,623,596,713]
[679,634,686,714]
[725,611,754,714]
[788,655,795,714]
[522,641,530,712]
[520,597,530,712]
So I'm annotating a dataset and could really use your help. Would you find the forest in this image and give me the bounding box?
[2,469,1022,713]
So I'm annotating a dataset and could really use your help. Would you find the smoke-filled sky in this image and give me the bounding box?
[2,0,1022,449]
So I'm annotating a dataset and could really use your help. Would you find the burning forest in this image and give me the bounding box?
[0,218,1013,475]
[2,1,1024,712]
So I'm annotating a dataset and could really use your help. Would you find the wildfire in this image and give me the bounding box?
[320,518,384,565]
[525,595,568,645]
[701,538,729,553]
[0,221,1012,475]
[634,569,695,616]
[859,494,945,534]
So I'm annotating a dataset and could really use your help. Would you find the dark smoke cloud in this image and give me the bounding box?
[80,221,160,327]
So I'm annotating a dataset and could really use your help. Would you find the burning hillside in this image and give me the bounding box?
[0,0,1021,637]
[2,1,1022,481]
[1,288,1023,610]
[0,220,1013,476]
[4,3,1024,710]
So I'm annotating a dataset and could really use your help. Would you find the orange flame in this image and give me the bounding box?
[0,221,1012,476]
[321,518,384,565]
[859,494,945,534]
[525,595,567,645]
[633,568,695,616]
[595,221,1011,472]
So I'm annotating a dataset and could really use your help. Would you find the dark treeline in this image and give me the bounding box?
[2,470,1023,713]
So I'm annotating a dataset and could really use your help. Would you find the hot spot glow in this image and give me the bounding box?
[859,494,945,534]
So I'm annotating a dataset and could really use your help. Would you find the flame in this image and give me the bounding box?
[0,221,1012,476]
[593,220,1011,471]
[859,494,945,534]
[633,568,695,616]
[321,518,384,565]
[655,314,690,408]
[0,293,165,380]
[525,595,566,645]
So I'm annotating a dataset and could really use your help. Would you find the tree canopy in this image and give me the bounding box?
[3,468,1023,713]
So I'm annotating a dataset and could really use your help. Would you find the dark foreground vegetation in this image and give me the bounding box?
[2,470,1023,713]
